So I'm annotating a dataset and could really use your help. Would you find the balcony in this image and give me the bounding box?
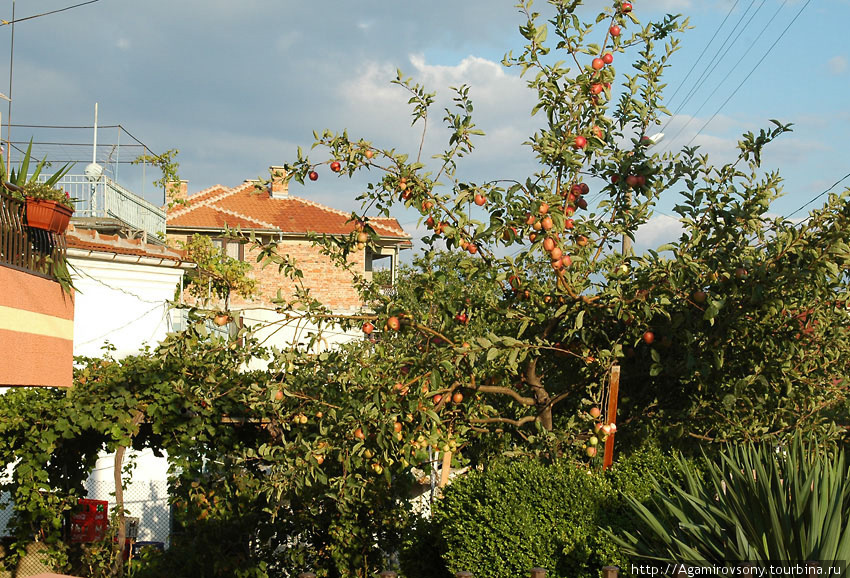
[0,189,74,387]
[47,174,166,242]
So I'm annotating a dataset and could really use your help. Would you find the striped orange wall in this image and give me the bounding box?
[0,265,74,387]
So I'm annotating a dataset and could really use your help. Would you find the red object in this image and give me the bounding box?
[70,499,108,543]
[26,198,73,234]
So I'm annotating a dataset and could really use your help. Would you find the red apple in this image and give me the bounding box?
[580,183,590,195]
[602,53,613,65]
[550,247,563,260]
[591,83,603,95]
[564,219,575,230]
[543,237,556,252]
[452,391,464,404]
[474,193,487,206]
[455,312,469,324]
[541,216,554,231]
[692,290,708,304]
[621,2,632,13]
[467,243,478,255]
[610,24,621,37]
[330,161,341,172]
[589,407,602,418]
[591,58,605,71]
[625,175,639,188]
[539,202,550,214]
[576,235,588,247]
[574,135,588,149]
[308,171,319,181]
[364,149,374,159]
[362,322,375,335]
[586,446,597,458]
[642,330,655,345]
[387,316,401,331]
[577,198,588,210]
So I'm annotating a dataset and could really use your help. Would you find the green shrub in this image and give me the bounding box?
[410,446,676,578]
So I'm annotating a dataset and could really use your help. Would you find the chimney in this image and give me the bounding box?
[269,166,288,199]
[166,180,189,205]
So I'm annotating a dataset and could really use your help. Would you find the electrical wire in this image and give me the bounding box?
[661,0,740,124]
[663,0,759,132]
[0,0,101,26]
[77,302,165,346]
[663,0,779,149]
[783,169,850,221]
[683,0,812,148]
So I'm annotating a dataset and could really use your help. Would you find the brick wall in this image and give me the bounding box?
[168,233,368,312]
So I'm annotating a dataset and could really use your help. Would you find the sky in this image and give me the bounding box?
[0,0,847,254]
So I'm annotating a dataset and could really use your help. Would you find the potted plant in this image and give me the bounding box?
[19,181,75,234]
[1,139,75,233]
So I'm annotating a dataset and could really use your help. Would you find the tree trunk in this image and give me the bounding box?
[111,410,144,578]
[527,359,553,430]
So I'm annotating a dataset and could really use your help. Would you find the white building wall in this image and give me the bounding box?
[69,256,187,359]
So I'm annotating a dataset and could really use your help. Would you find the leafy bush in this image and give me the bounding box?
[414,446,677,578]
[609,436,850,567]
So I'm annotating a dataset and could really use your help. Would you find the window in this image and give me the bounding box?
[211,238,244,261]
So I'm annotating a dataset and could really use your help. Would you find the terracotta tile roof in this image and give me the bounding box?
[66,226,189,263]
[167,181,411,243]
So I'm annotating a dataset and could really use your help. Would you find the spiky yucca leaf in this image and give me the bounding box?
[605,437,850,569]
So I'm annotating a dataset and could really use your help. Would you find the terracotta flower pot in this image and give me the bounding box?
[25,198,74,234]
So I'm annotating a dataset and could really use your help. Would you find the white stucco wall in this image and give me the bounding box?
[69,254,188,359]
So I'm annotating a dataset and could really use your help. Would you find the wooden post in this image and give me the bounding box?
[530,568,547,578]
[602,566,619,578]
[379,572,398,578]
[439,451,452,488]
[602,365,621,470]
[298,573,317,578]
[456,572,473,578]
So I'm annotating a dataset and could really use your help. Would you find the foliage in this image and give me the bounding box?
[271,0,850,459]
[179,233,257,308]
[2,1,850,576]
[609,436,850,569]
[131,148,180,199]
[420,445,678,578]
[1,139,74,208]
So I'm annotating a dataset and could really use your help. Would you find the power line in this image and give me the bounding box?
[683,0,812,148]
[784,170,850,221]
[663,0,759,131]
[664,0,780,148]
[0,0,101,26]
[661,0,740,124]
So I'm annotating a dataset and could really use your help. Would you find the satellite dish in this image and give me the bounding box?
[85,162,103,182]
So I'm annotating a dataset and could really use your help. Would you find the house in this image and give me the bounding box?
[165,166,412,348]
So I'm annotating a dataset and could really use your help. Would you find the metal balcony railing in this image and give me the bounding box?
[46,175,166,239]
[0,189,67,279]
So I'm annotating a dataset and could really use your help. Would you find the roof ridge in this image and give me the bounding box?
[215,206,277,229]
[168,183,247,220]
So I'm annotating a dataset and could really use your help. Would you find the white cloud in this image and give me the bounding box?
[828,55,847,76]
[634,214,684,251]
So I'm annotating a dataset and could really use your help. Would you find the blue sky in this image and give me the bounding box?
[0,0,847,251]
